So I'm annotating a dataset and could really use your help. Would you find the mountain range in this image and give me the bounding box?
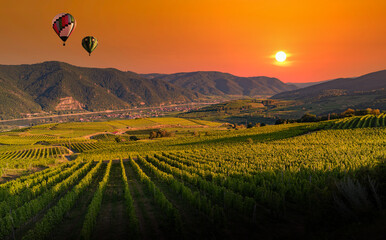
[272,70,386,99]
[272,70,386,112]
[141,71,297,96]
[0,62,197,118]
[0,62,294,119]
[0,61,384,119]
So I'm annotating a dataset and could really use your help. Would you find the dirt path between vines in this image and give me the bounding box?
[92,163,129,240]
[49,163,105,240]
[125,162,167,240]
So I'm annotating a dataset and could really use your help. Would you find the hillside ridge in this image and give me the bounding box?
[0,61,197,118]
[272,70,386,99]
[141,71,297,96]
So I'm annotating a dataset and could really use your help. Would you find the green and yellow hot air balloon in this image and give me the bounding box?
[82,36,98,56]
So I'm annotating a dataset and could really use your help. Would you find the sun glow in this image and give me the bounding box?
[275,51,286,62]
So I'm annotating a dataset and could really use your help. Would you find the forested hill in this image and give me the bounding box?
[0,61,198,118]
[141,71,297,96]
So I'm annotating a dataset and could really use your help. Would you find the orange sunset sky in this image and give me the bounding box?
[0,0,385,83]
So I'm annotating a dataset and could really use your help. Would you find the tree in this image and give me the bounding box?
[150,130,173,139]
[365,108,373,115]
[149,131,157,139]
[330,113,339,119]
[235,124,246,130]
[129,136,139,141]
[275,119,286,125]
[158,130,172,137]
[371,109,381,115]
[355,108,381,116]
[300,113,317,122]
[342,108,355,117]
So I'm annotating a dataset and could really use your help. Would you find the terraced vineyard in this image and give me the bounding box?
[331,113,386,129]
[0,146,70,169]
[0,117,385,239]
[61,141,113,153]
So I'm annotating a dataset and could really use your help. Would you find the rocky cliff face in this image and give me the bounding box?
[55,97,85,111]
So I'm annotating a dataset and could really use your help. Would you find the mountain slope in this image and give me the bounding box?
[271,70,386,114]
[272,70,386,100]
[0,62,197,118]
[0,77,42,118]
[143,71,297,96]
[287,80,329,89]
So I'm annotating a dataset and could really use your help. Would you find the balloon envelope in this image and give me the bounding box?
[82,36,98,56]
[52,13,76,46]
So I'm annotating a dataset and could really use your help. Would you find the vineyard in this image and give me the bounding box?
[0,116,385,239]
[61,141,113,153]
[0,146,70,169]
[331,113,386,129]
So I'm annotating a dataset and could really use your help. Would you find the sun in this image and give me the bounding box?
[275,51,287,62]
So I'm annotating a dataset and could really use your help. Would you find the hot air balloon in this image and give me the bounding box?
[82,36,98,56]
[52,13,76,46]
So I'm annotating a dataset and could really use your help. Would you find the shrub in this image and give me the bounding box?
[342,108,355,117]
[149,131,157,139]
[300,113,317,122]
[129,136,139,141]
[150,130,173,139]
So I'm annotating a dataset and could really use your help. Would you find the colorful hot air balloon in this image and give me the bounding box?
[52,13,76,46]
[82,36,98,56]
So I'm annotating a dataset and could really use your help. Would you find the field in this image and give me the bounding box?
[0,117,385,239]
